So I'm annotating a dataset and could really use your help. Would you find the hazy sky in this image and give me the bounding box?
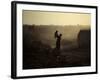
[22,10,91,26]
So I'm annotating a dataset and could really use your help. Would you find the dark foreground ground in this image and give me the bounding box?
[23,25,91,69]
[23,45,90,69]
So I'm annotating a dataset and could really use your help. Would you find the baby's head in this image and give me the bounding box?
[60,34,62,36]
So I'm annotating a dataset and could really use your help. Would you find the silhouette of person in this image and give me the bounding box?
[56,33,62,50]
[54,30,58,38]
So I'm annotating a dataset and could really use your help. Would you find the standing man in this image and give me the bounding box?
[56,34,62,50]
[54,30,58,38]
[54,31,62,50]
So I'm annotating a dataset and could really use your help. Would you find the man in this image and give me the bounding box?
[54,30,58,38]
[54,31,62,50]
[56,34,62,50]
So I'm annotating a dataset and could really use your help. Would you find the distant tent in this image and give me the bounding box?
[77,30,90,48]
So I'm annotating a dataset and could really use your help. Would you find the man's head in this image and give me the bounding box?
[56,30,58,32]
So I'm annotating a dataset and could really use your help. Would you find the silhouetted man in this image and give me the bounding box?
[55,30,58,38]
[56,33,62,50]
